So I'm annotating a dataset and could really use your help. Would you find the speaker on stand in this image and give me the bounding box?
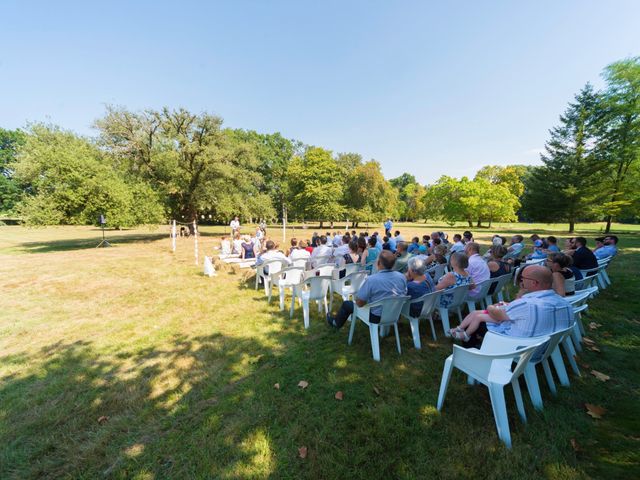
[96,214,112,248]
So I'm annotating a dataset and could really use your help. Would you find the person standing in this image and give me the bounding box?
[230,216,240,237]
[384,218,393,237]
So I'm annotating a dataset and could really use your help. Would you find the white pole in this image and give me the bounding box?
[346,218,349,230]
[194,220,199,265]
[172,220,177,253]
[282,205,286,243]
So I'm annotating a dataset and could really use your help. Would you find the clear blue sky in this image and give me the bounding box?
[2,1,639,183]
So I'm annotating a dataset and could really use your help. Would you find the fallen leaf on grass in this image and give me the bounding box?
[373,386,381,396]
[582,337,596,346]
[578,361,591,370]
[97,416,109,425]
[570,438,580,452]
[588,322,602,330]
[273,383,280,390]
[298,446,308,459]
[587,345,601,353]
[298,380,309,389]
[335,391,343,401]
[591,370,610,382]
[585,403,606,419]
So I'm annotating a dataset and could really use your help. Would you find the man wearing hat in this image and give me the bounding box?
[594,235,619,259]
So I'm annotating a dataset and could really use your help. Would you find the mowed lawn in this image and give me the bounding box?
[1,223,639,479]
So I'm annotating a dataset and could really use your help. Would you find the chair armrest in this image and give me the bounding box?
[481,332,550,353]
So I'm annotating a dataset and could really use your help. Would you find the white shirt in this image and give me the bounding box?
[395,234,405,243]
[232,239,243,254]
[221,240,232,255]
[311,244,333,258]
[332,235,343,247]
[230,220,240,230]
[290,248,311,261]
[334,244,350,257]
[450,241,464,253]
[256,249,290,266]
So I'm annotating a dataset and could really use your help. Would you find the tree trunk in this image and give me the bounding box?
[569,221,575,233]
[467,220,473,228]
[605,215,612,233]
[319,221,324,229]
[476,219,482,228]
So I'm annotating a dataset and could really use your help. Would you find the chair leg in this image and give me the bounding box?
[576,314,586,336]
[466,301,476,312]
[437,356,454,410]
[369,324,381,361]
[456,307,463,325]
[348,313,357,345]
[541,359,557,395]
[317,299,322,313]
[393,323,402,354]
[289,293,295,318]
[302,297,310,329]
[511,378,527,423]
[570,324,583,352]
[428,314,437,341]
[561,337,581,376]
[279,286,285,311]
[488,383,512,449]
[409,317,421,349]
[439,308,451,335]
[523,365,544,411]
[550,347,570,387]
[497,291,504,303]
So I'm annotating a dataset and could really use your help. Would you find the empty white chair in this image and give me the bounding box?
[255,259,289,293]
[348,295,410,362]
[331,263,363,297]
[437,284,471,336]
[291,275,333,329]
[465,279,495,312]
[272,267,305,312]
[437,339,548,448]
[400,290,443,346]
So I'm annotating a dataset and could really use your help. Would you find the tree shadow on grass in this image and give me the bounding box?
[10,232,168,254]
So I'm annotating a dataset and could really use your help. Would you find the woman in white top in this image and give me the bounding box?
[232,233,243,255]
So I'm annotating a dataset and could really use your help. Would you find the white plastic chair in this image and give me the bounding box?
[335,271,368,302]
[305,264,335,279]
[437,284,471,336]
[566,287,598,351]
[291,275,333,329]
[331,263,363,297]
[480,327,576,412]
[311,255,333,268]
[271,267,305,312]
[427,263,447,283]
[400,290,443,346]
[597,256,612,287]
[486,273,514,304]
[291,258,309,269]
[437,339,548,448]
[465,279,494,312]
[255,259,288,293]
[348,295,410,362]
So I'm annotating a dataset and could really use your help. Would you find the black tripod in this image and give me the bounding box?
[97,215,112,248]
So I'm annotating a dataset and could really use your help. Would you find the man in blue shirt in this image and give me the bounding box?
[594,235,618,259]
[327,250,407,328]
[384,218,393,237]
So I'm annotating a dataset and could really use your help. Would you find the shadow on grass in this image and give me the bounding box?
[11,232,169,254]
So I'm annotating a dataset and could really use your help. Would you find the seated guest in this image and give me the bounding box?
[464,242,490,296]
[487,245,512,278]
[567,236,598,273]
[286,237,298,257]
[406,256,436,316]
[492,235,505,246]
[429,231,441,247]
[439,231,450,246]
[327,250,407,329]
[594,235,618,259]
[361,236,381,273]
[436,252,473,308]
[388,233,398,252]
[529,239,548,260]
[303,239,314,254]
[290,239,311,262]
[548,253,575,296]
[450,234,465,253]
[545,235,560,253]
[337,239,360,267]
[407,237,421,254]
[382,236,392,251]
[462,231,474,244]
[503,235,525,261]
[334,233,352,257]
[422,235,431,249]
[220,236,232,255]
[422,244,448,269]
[310,235,333,263]
[428,237,442,254]
[356,236,367,256]
[310,232,319,248]
[393,242,411,273]
[232,233,243,255]
[255,240,290,274]
[394,230,405,243]
[453,266,573,345]
[240,235,255,259]
[332,231,343,248]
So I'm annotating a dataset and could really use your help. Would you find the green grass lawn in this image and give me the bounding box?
[1,223,638,479]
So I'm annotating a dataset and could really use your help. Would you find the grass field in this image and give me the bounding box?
[1,222,639,479]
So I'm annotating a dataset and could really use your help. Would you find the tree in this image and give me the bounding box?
[0,128,26,214]
[13,124,165,227]
[343,160,398,226]
[390,173,423,221]
[336,152,363,176]
[474,165,528,198]
[95,106,267,223]
[598,57,640,232]
[521,84,604,232]
[286,147,344,227]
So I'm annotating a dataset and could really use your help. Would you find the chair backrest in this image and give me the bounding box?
[303,275,332,299]
[427,263,447,283]
[292,258,308,269]
[410,289,443,318]
[446,284,471,309]
[372,295,411,325]
[530,325,575,364]
[312,255,333,267]
[278,266,305,285]
[467,278,494,300]
[574,274,596,290]
[343,271,368,292]
[566,289,591,308]
[525,258,546,266]
[333,263,361,280]
[305,264,335,279]
[597,256,612,266]
[488,273,513,297]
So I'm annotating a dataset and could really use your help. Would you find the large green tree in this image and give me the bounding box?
[0,128,26,214]
[95,106,269,223]
[521,84,604,232]
[13,124,165,227]
[343,160,398,226]
[286,147,344,227]
[598,57,640,232]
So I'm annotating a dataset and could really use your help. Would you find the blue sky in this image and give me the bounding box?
[1,1,639,183]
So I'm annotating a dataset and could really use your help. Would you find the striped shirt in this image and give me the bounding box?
[487,289,573,337]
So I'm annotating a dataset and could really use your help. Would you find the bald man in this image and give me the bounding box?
[456,265,573,347]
